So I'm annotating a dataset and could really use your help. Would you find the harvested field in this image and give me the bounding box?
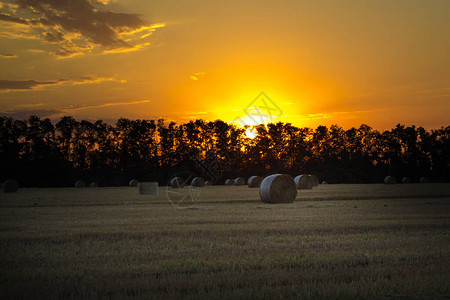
[1,183,449,299]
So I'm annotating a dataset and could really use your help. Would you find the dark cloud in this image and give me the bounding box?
[0,12,29,24]
[0,76,120,91]
[0,52,17,57]
[0,0,163,56]
[42,30,65,43]
[0,79,65,90]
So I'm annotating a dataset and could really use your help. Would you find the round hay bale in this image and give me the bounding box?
[75,180,86,188]
[89,182,99,188]
[234,177,246,186]
[191,177,205,187]
[170,177,184,188]
[129,179,139,187]
[225,179,234,185]
[294,174,314,190]
[138,182,159,195]
[384,176,396,184]
[401,177,411,184]
[204,181,213,186]
[322,181,328,184]
[420,177,430,183]
[247,176,263,188]
[259,174,297,204]
[2,179,19,193]
[310,175,319,187]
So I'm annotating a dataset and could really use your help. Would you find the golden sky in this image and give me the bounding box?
[1,0,449,129]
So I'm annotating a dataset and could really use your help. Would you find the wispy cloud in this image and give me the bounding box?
[0,0,165,57]
[9,102,44,110]
[190,72,206,81]
[93,0,117,5]
[65,100,150,112]
[293,110,376,122]
[0,76,125,92]
[28,49,46,53]
[0,29,41,40]
[103,42,150,54]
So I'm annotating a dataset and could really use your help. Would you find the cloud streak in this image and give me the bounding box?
[0,79,65,90]
[0,52,17,57]
[0,0,165,57]
[65,100,150,111]
[0,99,151,119]
[0,76,124,91]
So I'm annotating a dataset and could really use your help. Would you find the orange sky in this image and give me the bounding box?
[1,0,449,130]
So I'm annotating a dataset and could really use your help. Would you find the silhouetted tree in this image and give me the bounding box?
[1,115,448,186]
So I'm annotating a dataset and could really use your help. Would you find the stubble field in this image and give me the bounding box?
[1,183,449,299]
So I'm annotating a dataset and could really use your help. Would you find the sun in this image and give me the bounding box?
[228,115,265,139]
[245,127,258,139]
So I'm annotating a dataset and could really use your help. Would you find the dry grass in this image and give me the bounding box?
[1,184,449,299]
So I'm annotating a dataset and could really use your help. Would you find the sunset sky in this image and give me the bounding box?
[0,0,449,130]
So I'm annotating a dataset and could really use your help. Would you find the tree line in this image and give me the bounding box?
[1,115,449,187]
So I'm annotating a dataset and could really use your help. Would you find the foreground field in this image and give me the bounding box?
[1,184,449,299]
